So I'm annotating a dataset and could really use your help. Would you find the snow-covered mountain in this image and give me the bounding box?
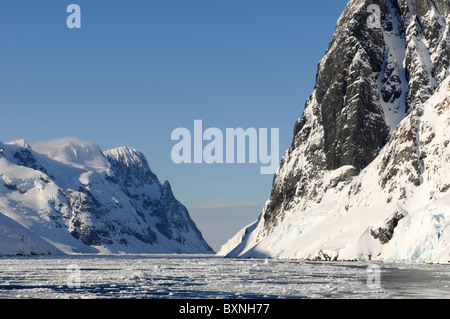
[220,0,450,263]
[0,137,213,255]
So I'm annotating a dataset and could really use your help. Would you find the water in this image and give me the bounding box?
[0,254,449,299]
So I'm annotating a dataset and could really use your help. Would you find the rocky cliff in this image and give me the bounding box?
[220,0,450,263]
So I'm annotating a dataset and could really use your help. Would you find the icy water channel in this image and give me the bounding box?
[0,254,449,299]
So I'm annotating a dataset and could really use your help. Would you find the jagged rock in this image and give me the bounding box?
[370,212,405,244]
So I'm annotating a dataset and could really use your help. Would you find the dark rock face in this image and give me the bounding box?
[318,0,389,172]
[259,0,450,237]
[370,211,405,244]
[403,0,450,110]
[104,147,159,189]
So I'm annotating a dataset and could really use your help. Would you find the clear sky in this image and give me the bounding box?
[0,0,349,250]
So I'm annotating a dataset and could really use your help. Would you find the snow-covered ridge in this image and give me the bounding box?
[31,137,110,170]
[104,146,149,171]
[0,137,213,255]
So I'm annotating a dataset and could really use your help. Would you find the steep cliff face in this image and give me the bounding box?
[221,0,450,263]
[0,138,213,255]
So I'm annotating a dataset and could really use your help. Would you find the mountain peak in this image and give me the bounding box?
[6,139,32,150]
[31,137,108,169]
[104,146,158,186]
[104,146,147,168]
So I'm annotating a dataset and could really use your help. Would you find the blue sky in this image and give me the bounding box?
[0,1,348,249]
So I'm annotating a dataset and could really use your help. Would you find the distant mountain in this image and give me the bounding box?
[0,137,213,255]
[220,0,450,263]
[188,205,262,252]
